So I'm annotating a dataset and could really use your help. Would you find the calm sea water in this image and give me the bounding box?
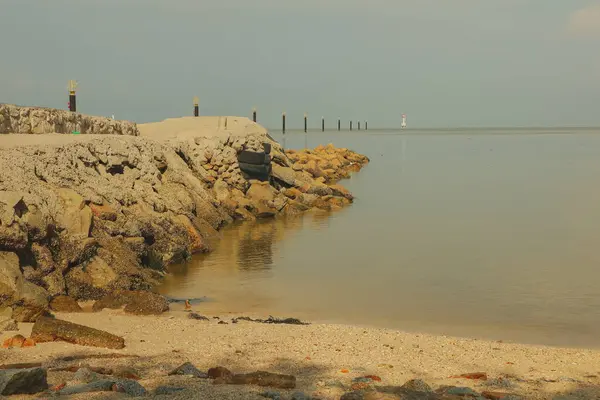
[159,128,600,347]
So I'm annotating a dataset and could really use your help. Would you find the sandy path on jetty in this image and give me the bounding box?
[0,116,264,149]
[2,307,600,399]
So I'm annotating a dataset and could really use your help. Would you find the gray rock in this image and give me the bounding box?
[155,386,186,395]
[112,379,147,396]
[444,386,481,396]
[0,367,48,395]
[0,318,18,331]
[261,390,282,400]
[168,362,207,378]
[58,379,116,395]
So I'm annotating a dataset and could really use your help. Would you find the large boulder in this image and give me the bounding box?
[56,189,93,237]
[11,281,49,322]
[0,252,21,307]
[92,290,169,315]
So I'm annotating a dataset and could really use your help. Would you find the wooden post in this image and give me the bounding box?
[365,121,368,130]
[68,80,78,112]
[252,107,257,123]
[304,112,308,133]
[282,112,286,134]
[338,118,341,131]
[358,121,361,130]
[193,96,199,117]
[322,116,325,132]
[350,121,353,131]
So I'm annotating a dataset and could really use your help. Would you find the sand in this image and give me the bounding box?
[2,304,600,399]
[138,116,268,141]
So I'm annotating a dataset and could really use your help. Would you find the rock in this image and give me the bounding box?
[188,312,209,321]
[112,379,147,396]
[0,318,18,331]
[30,316,125,349]
[401,379,433,392]
[155,386,186,395]
[261,390,282,400]
[0,367,48,395]
[169,362,207,378]
[49,295,83,312]
[230,371,296,389]
[57,379,116,395]
[57,188,93,237]
[208,366,233,381]
[92,290,169,315]
[2,334,26,348]
[73,367,101,383]
[0,252,21,307]
[452,372,488,380]
[10,280,49,322]
[246,182,276,203]
[89,203,118,221]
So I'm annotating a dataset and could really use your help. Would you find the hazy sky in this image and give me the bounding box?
[1,0,599,128]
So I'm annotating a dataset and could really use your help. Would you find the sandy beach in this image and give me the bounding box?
[2,303,600,400]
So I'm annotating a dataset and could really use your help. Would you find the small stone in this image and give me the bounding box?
[0,319,18,331]
[261,390,282,400]
[155,386,186,395]
[188,313,209,321]
[58,379,115,395]
[2,334,26,348]
[168,362,207,378]
[453,372,488,380]
[401,378,432,392]
[230,371,296,389]
[112,379,147,396]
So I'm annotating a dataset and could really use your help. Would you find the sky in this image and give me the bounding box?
[0,0,599,128]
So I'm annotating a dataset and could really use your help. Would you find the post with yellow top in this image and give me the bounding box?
[193,96,199,117]
[304,112,308,133]
[338,117,341,131]
[350,121,353,131]
[252,107,257,123]
[365,121,368,130]
[282,112,286,134]
[322,116,325,132]
[68,80,78,112]
[358,121,361,130]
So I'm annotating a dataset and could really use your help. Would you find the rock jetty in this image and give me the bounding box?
[0,105,369,323]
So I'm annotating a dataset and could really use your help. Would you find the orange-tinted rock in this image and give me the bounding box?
[175,215,205,253]
[22,338,36,347]
[2,335,26,348]
[89,204,117,221]
[283,188,302,199]
[452,372,488,380]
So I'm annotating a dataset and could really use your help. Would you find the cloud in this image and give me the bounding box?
[567,2,600,38]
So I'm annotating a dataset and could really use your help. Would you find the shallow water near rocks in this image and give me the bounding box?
[159,127,600,348]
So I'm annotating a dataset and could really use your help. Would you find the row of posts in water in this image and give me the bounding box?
[66,87,366,133]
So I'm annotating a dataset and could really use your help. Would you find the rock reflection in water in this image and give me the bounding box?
[158,212,330,309]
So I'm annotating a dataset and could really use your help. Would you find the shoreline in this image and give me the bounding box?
[3,306,600,399]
